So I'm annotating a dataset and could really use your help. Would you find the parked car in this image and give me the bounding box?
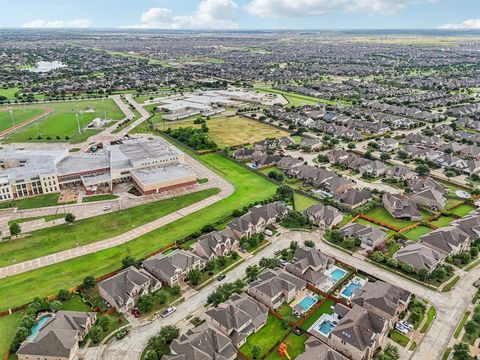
[162,307,177,318]
[400,321,414,332]
[217,274,226,281]
[264,229,273,236]
[274,249,282,256]
[103,205,112,211]
[239,247,247,253]
[395,323,409,335]
[131,308,140,318]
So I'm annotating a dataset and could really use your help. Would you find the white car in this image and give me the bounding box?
[395,323,409,335]
[162,307,177,318]
[264,229,273,236]
[400,321,414,332]
[103,205,112,211]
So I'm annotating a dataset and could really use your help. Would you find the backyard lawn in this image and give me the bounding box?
[266,333,308,360]
[0,310,25,359]
[402,226,432,241]
[0,188,219,268]
[451,204,476,217]
[431,216,456,228]
[61,294,92,312]
[0,193,61,210]
[389,329,410,347]
[4,99,125,143]
[159,114,290,147]
[300,299,335,330]
[239,315,290,359]
[276,303,296,323]
[293,192,319,212]
[0,154,278,310]
[363,206,418,230]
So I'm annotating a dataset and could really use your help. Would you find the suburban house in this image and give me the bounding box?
[247,268,306,309]
[410,187,446,211]
[285,246,335,284]
[233,148,255,160]
[382,193,422,221]
[385,166,417,181]
[297,337,348,360]
[328,304,388,360]
[418,226,471,257]
[227,201,289,239]
[393,242,445,273]
[192,228,239,260]
[303,203,343,229]
[277,137,297,149]
[142,249,206,286]
[408,177,445,194]
[205,292,268,347]
[98,266,161,313]
[164,323,237,360]
[351,281,411,324]
[17,311,97,360]
[333,188,373,209]
[340,223,387,251]
[377,138,399,152]
[300,138,323,151]
[454,211,480,239]
[277,156,303,171]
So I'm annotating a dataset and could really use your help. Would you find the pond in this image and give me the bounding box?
[27,61,67,73]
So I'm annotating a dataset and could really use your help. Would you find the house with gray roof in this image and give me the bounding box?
[163,322,237,360]
[205,292,268,347]
[303,203,343,229]
[285,246,335,285]
[385,166,417,181]
[277,137,297,149]
[393,242,445,272]
[328,304,388,360]
[340,223,387,251]
[382,193,422,221]
[277,156,303,171]
[351,281,411,323]
[98,266,161,313]
[333,188,373,209]
[418,226,471,256]
[143,249,205,286]
[297,337,348,360]
[227,201,288,239]
[17,311,97,360]
[300,138,323,151]
[377,138,399,152]
[192,228,239,260]
[247,268,306,309]
[410,187,446,211]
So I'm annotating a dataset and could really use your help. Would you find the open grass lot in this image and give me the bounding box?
[451,204,476,217]
[4,99,124,143]
[402,225,432,240]
[363,206,417,229]
[431,215,456,228]
[300,299,335,330]
[266,332,308,360]
[129,106,163,134]
[0,87,20,100]
[0,188,218,268]
[0,154,277,310]
[8,214,64,227]
[293,192,319,212]
[239,314,290,359]
[0,310,25,358]
[255,87,350,107]
[0,108,45,133]
[0,193,61,210]
[82,194,119,203]
[161,115,289,147]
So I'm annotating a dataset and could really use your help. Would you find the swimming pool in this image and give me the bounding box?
[27,315,51,341]
[342,280,363,298]
[299,295,317,312]
[318,320,335,336]
[330,268,346,282]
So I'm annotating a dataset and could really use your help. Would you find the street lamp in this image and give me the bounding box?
[76,113,82,134]
[9,109,15,128]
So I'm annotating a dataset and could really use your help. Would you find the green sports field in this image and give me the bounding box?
[3,99,124,143]
[0,107,45,133]
[0,154,278,310]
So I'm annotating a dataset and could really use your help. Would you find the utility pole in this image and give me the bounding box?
[9,109,15,128]
[76,113,82,134]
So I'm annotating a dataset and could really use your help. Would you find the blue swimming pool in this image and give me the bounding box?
[27,315,51,341]
[299,295,317,312]
[342,280,363,297]
[331,268,346,282]
[317,320,335,336]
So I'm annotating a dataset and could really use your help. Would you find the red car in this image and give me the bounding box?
[131,309,140,318]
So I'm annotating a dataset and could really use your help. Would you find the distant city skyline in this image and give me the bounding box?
[1,0,479,30]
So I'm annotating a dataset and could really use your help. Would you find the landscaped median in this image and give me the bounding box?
[0,154,278,311]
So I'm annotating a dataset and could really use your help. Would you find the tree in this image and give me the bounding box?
[380,152,391,161]
[83,275,96,290]
[453,342,473,360]
[65,212,76,224]
[371,251,385,263]
[89,325,102,344]
[384,343,400,359]
[290,241,299,251]
[57,289,71,301]
[217,256,227,268]
[186,269,202,285]
[304,239,315,248]
[144,350,158,360]
[158,325,180,344]
[464,320,479,336]
[137,294,155,313]
[170,285,181,296]
[97,315,111,332]
[252,345,261,360]
[246,265,260,282]
[415,164,430,176]
[9,223,21,236]
[417,268,429,281]
[122,255,138,269]
[155,290,168,305]
[431,266,446,281]
[348,142,355,149]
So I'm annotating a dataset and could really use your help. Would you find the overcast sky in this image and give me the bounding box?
[1,0,480,30]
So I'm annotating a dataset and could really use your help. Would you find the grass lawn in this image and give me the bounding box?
[4,99,124,144]
[300,299,335,330]
[454,311,470,338]
[266,333,308,360]
[8,214,65,226]
[402,226,432,241]
[293,192,319,212]
[0,87,20,100]
[82,194,119,203]
[129,106,163,134]
[431,216,456,228]
[0,154,278,310]
[420,306,437,333]
[363,206,417,229]
[388,329,410,347]
[445,198,465,210]
[94,311,128,345]
[0,189,218,267]
[255,87,346,107]
[442,275,460,292]
[239,315,290,359]
[0,310,25,359]
[0,108,45,132]
[276,303,296,323]
[61,293,92,312]
[451,204,476,217]
[0,193,61,210]
[160,115,289,147]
